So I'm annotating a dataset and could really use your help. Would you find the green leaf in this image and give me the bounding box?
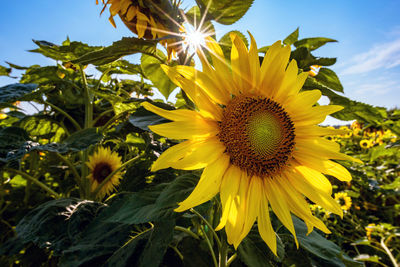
[381,177,400,190]
[315,68,343,93]
[19,115,66,142]
[195,0,254,25]
[62,127,103,151]
[104,220,175,267]
[129,101,174,131]
[291,47,337,69]
[294,37,337,51]
[185,6,216,39]
[238,227,285,267]
[72,37,157,66]
[283,28,299,46]
[0,83,38,104]
[30,39,101,62]
[219,31,249,60]
[303,77,387,123]
[15,198,106,254]
[97,173,199,224]
[293,216,362,267]
[0,127,30,163]
[0,65,11,76]
[141,50,177,99]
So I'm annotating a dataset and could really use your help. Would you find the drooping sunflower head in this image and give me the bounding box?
[97,0,182,59]
[334,192,352,211]
[143,32,361,253]
[87,146,123,198]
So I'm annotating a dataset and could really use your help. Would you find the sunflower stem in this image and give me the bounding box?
[219,237,228,267]
[91,109,114,127]
[380,237,399,267]
[80,65,93,198]
[200,225,218,267]
[190,208,222,248]
[55,153,84,197]
[5,168,59,198]
[226,253,237,267]
[91,153,142,199]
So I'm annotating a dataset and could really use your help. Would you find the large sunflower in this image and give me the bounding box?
[87,146,123,198]
[143,33,361,254]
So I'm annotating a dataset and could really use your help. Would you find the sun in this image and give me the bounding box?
[182,24,208,51]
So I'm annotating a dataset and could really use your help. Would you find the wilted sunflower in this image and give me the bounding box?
[143,33,361,254]
[334,192,352,211]
[87,146,123,198]
[97,0,181,59]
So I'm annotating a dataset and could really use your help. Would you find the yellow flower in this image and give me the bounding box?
[359,139,372,149]
[143,33,360,254]
[98,0,180,59]
[334,192,352,211]
[351,121,362,130]
[0,113,7,120]
[87,146,123,198]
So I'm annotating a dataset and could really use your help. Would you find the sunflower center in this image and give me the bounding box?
[339,198,346,206]
[93,162,113,183]
[218,95,295,177]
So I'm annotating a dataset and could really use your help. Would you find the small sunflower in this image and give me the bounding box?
[365,223,375,240]
[98,0,181,59]
[359,139,372,149]
[0,113,7,120]
[308,65,321,77]
[87,146,123,198]
[334,192,352,211]
[143,33,361,254]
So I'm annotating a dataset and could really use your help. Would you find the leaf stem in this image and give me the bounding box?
[174,226,200,240]
[226,253,237,267]
[5,168,59,198]
[190,208,222,249]
[380,237,399,267]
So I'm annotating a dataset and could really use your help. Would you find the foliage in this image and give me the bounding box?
[0,1,398,267]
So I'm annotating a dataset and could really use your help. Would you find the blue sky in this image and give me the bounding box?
[1,0,400,119]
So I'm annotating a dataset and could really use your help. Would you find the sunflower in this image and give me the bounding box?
[359,139,372,149]
[334,192,352,211]
[143,33,361,254]
[98,0,181,59]
[308,65,321,77]
[87,146,123,198]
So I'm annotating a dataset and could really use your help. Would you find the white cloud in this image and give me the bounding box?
[341,38,400,75]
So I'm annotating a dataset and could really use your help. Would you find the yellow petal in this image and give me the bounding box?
[274,60,299,103]
[216,165,242,231]
[142,101,203,121]
[248,32,261,91]
[126,5,137,21]
[295,125,349,138]
[258,189,277,255]
[148,119,219,140]
[286,168,343,216]
[170,137,226,170]
[293,164,332,195]
[151,140,198,171]
[285,90,322,113]
[237,176,263,244]
[291,105,344,126]
[230,33,251,93]
[175,154,230,212]
[264,177,298,247]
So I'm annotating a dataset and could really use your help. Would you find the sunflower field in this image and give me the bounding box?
[0,1,399,266]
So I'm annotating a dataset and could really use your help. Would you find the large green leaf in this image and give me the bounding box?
[19,115,66,142]
[0,127,30,163]
[30,39,102,62]
[283,28,299,46]
[294,37,337,51]
[103,220,175,267]
[293,216,362,267]
[129,101,173,131]
[61,127,104,151]
[97,173,199,225]
[291,47,336,69]
[141,50,177,99]
[303,77,387,124]
[315,68,343,93]
[72,37,157,66]
[0,83,38,104]
[237,227,285,267]
[195,0,254,25]
[219,30,249,60]
[15,198,106,254]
